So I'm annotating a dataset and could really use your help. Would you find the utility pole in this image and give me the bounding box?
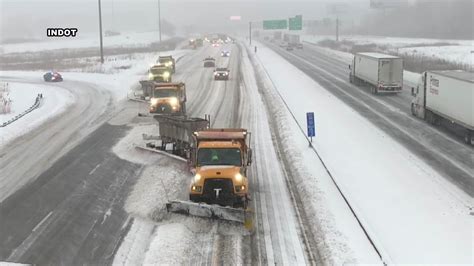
[249,22,252,45]
[336,16,339,42]
[98,0,104,63]
[158,0,162,42]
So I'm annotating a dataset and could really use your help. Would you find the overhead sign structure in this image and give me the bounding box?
[263,19,288,30]
[289,15,303,31]
[306,112,315,146]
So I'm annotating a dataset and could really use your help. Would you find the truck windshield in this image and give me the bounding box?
[197,148,242,166]
[153,89,177,98]
[150,68,167,75]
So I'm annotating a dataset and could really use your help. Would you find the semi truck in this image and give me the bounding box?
[140,81,186,115]
[349,52,403,94]
[411,70,474,145]
[150,115,253,223]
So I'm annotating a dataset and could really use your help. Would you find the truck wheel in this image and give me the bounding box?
[411,103,416,116]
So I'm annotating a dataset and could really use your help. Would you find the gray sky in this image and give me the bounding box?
[0,0,372,40]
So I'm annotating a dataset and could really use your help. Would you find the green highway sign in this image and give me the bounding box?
[289,15,303,30]
[263,20,288,30]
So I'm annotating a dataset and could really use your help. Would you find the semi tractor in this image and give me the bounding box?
[349,52,403,94]
[411,70,474,145]
[151,115,253,223]
[140,81,186,115]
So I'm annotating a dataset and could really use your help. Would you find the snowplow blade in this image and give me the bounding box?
[166,200,247,224]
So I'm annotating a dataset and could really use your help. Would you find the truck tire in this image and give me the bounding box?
[411,103,416,116]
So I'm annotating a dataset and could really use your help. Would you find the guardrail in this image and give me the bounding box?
[0,94,44,128]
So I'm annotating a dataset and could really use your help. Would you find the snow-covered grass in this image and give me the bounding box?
[303,34,473,69]
[399,45,474,69]
[254,41,472,264]
[0,82,74,146]
[0,31,169,54]
[302,34,472,48]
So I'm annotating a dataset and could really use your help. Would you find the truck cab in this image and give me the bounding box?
[189,129,252,208]
[149,64,172,82]
[411,72,427,119]
[148,82,186,114]
[158,55,176,73]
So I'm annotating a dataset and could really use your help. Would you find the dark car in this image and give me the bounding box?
[43,71,63,82]
[203,57,216,67]
[214,67,230,80]
[286,44,294,51]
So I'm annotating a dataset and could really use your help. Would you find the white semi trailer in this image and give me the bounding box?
[411,70,474,145]
[349,52,403,94]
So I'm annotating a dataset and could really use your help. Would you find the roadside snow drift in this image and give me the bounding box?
[255,42,472,264]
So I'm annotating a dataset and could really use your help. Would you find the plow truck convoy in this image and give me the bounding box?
[139,81,186,115]
[158,55,176,74]
[148,64,172,82]
[349,52,403,94]
[151,115,253,224]
[411,70,474,145]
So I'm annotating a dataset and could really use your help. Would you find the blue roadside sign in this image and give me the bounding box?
[306,112,315,137]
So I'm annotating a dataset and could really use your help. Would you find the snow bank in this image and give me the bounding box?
[0,31,170,54]
[0,82,74,147]
[246,45,382,265]
[302,34,472,48]
[254,41,472,264]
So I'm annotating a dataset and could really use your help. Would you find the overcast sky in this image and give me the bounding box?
[0,0,375,40]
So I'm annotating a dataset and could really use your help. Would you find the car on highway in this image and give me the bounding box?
[203,57,216,67]
[286,44,294,51]
[279,42,287,48]
[43,71,63,82]
[214,67,229,80]
[221,50,230,57]
[295,43,303,49]
[212,42,220,47]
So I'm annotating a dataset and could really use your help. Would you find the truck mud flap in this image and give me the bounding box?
[166,200,249,224]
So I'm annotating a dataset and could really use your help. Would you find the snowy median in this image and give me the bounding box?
[253,41,471,264]
[0,81,74,147]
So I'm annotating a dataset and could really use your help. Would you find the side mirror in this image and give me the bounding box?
[247,148,253,166]
[411,87,415,96]
[348,64,351,70]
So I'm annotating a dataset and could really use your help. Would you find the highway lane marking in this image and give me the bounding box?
[32,211,53,232]
[89,163,101,175]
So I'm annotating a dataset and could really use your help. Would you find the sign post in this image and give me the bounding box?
[306,112,315,147]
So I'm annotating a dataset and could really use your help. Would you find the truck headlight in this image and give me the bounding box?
[169,97,178,106]
[163,72,170,78]
[235,173,243,182]
[148,73,154,79]
[165,62,172,67]
[194,174,201,182]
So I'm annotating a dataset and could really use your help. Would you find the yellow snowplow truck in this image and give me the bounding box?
[189,129,251,209]
[148,64,172,82]
[154,116,253,223]
[158,55,176,74]
[141,81,186,115]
